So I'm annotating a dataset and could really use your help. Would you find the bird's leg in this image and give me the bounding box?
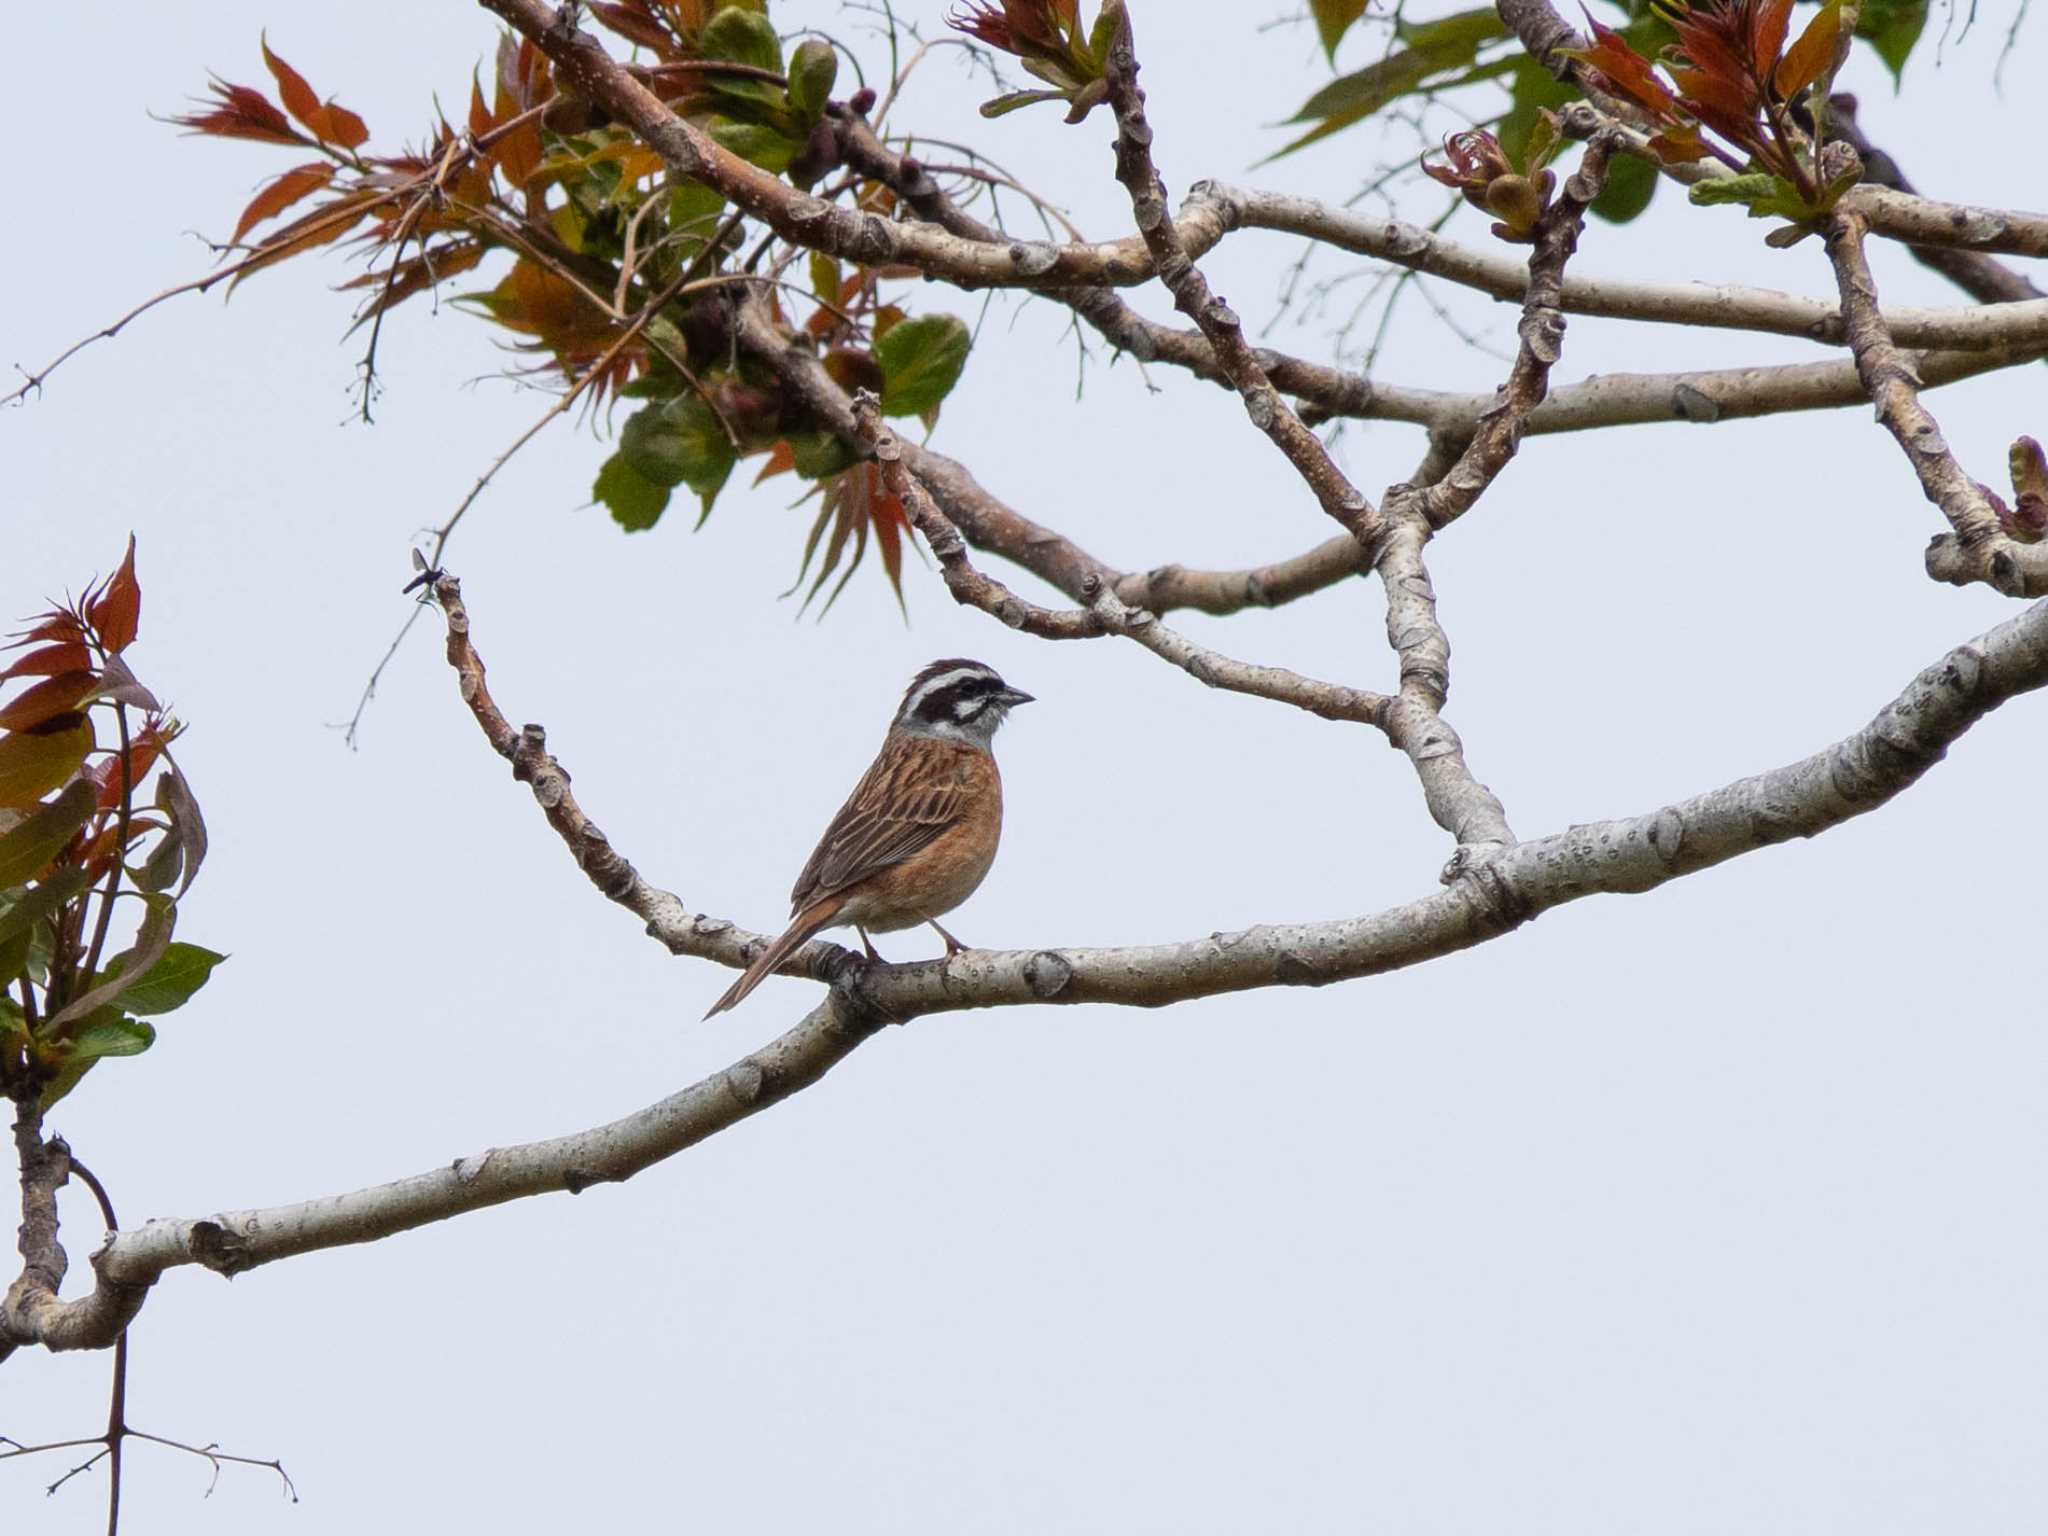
[858,926,885,964]
[928,919,965,956]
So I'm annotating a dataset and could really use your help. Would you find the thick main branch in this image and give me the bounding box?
[6,588,2042,1352]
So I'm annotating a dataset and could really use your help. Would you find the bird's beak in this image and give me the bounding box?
[999,686,1035,707]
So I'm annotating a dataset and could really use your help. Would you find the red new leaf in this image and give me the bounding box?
[0,644,91,682]
[753,440,798,485]
[1775,0,1843,97]
[85,536,141,654]
[261,35,370,149]
[6,617,86,654]
[173,79,301,145]
[231,162,336,245]
[590,2,681,55]
[0,672,99,732]
[93,724,165,811]
[1568,12,1677,117]
[1750,0,1794,78]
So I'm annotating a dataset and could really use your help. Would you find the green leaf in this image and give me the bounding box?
[1857,0,1927,83]
[45,891,175,1032]
[619,394,736,518]
[1688,172,1784,205]
[1311,0,1369,60]
[978,89,1069,118]
[668,179,729,242]
[1497,55,1577,168]
[708,119,800,173]
[593,452,673,532]
[1272,8,1509,159]
[0,778,96,887]
[786,37,838,122]
[790,430,856,480]
[39,1009,155,1109]
[700,5,782,73]
[1591,150,1658,223]
[67,1010,156,1059]
[0,868,91,978]
[100,941,226,1015]
[0,715,95,810]
[876,313,971,419]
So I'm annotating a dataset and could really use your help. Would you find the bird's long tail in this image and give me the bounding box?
[702,895,844,1019]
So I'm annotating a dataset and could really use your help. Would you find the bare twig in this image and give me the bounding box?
[1102,21,1380,545]
[1824,210,2048,597]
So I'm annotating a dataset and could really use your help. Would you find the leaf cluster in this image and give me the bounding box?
[946,0,1128,121]
[171,10,981,611]
[0,541,222,1112]
[1284,2,1932,231]
[1572,0,1860,234]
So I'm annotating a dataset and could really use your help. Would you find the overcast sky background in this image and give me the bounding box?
[8,3,2047,1531]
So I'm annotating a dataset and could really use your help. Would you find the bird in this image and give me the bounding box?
[703,658,1034,1018]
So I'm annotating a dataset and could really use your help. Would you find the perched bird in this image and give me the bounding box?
[703,658,1034,1018]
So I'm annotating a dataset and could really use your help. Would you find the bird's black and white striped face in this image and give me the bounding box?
[894,658,1034,744]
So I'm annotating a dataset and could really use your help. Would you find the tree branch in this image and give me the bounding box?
[1823,210,2048,597]
[1212,183,2048,353]
[848,391,1391,725]
[479,0,1227,290]
[1827,93,2044,308]
[3,1102,146,1358]
[9,587,2045,1343]
[1101,20,1380,546]
[1299,341,2047,435]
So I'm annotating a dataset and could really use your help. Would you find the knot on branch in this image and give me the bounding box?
[851,211,894,263]
[1273,950,1329,987]
[189,1218,253,1277]
[1645,807,1686,867]
[1023,950,1074,999]
[1007,242,1060,278]
[1932,644,1987,699]
[722,1060,766,1105]
[1446,850,1531,929]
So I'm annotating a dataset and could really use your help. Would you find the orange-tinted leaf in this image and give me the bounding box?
[0,714,95,810]
[7,619,86,658]
[228,187,390,292]
[493,36,549,184]
[85,535,141,653]
[469,70,496,142]
[1646,124,1710,164]
[173,79,301,145]
[261,34,369,150]
[1668,65,1754,128]
[261,36,322,125]
[0,673,99,733]
[753,439,798,485]
[94,726,165,811]
[872,486,907,614]
[464,258,616,360]
[1664,10,1747,87]
[591,2,680,54]
[1565,16,1677,117]
[1750,0,1794,76]
[0,644,91,682]
[343,240,487,333]
[1775,0,1842,97]
[231,162,335,244]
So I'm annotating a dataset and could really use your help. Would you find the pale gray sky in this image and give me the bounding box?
[8,3,2047,1532]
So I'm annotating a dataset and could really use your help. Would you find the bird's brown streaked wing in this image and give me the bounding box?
[789,737,969,911]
